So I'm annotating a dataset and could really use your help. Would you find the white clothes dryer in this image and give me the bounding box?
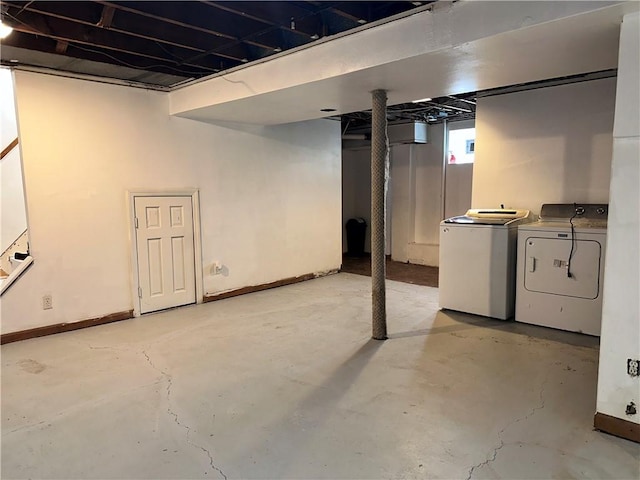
[439,208,533,320]
[515,203,608,336]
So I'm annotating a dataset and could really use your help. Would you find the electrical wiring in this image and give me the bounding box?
[3,11,215,77]
[153,40,194,64]
[567,203,579,278]
[68,43,213,76]
[13,1,34,17]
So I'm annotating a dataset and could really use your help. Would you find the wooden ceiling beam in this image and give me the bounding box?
[95,1,279,56]
[3,1,227,57]
[55,40,69,54]
[97,5,115,29]
[198,0,314,39]
[1,31,195,80]
[7,15,223,74]
[96,1,236,40]
[2,0,429,82]
[327,7,367,25]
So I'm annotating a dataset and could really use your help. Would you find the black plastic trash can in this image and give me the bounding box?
[346,218,367,257]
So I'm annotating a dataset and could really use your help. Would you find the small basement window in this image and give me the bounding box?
[447,127,476,164]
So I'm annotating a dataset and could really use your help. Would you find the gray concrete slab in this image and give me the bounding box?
[2,273,638,479]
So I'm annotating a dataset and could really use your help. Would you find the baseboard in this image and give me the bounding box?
[594,412,640,443]
[204,270,336,303]
[1,310,134,345]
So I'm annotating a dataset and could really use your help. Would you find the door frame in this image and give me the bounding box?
[127,189,204,317]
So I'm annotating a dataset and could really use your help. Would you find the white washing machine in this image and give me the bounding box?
[439,209,533,320]
[515,204,608,336]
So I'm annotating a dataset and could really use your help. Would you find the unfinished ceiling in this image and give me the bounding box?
[0,0,483,126]
[1,1,635,128]
[0,1,434,87]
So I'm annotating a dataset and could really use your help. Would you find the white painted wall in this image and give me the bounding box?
[390,144,412,262]
[472,78,617,215]
[414,125,444,246]
[0,68,28,254]
[0,71,341,334]
[444,163,473,218]
[344,123,470,267]
[597,12,640,425]
[392,130,446,267]
[444,120,474,218]
[391,122,473,267]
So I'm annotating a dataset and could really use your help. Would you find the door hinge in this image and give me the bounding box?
[134,217,139,229]
[138,287,142,298]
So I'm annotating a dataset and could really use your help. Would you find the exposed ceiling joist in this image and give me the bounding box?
[97,5,115,29]
[7,12,223,74]
[54,39,68,54]
[1,1,433,86]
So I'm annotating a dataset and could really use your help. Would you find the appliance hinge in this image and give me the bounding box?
[138,286,142,298]
[134,217,139,229]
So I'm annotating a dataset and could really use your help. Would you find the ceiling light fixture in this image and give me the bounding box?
[412,97,432,103]
[0,21,13,39]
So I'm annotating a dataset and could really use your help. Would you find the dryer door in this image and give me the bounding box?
[524,237,602,299]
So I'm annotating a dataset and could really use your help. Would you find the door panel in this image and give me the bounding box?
[135,196,196,314]
[171,236,186,291]
[147,238,163,296]
[524,236,601,299]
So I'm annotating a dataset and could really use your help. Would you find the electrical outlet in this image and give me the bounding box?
[628,359,639,377]
[212,261,223,275]
[42,294,53,310]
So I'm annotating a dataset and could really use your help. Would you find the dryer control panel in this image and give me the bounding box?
[539,203,608,222]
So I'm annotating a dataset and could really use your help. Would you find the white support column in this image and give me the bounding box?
[595,11,640,440]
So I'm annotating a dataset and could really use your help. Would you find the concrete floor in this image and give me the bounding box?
[2,273,638,480]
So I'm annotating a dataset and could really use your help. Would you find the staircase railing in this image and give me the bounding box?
[1,136,32,295]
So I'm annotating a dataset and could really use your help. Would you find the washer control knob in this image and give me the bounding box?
[596,207,606,215]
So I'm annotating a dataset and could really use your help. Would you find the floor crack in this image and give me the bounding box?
[466,440,505,480]
[466,377,547,480]
[79,340,128,352]
[142,350,227,480]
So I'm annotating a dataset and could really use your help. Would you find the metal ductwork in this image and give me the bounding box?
[387,121,428,144]
[342,121,428,148]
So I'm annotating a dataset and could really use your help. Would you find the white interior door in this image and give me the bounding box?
[135,196,196,314]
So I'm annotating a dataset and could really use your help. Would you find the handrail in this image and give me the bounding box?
[0,256,33,296]
[1,229,28,260]
[1,137,19,160]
